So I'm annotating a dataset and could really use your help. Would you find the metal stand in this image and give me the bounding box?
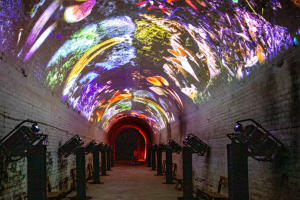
[164,149,174,184]
[178,147,198,200]
[76,147,87,199]
[101,149,108,176]
[156,149,163,176]
[148,148,152,167]
[92,149,103,184]
[27,143,47,200]
[227,143,249,200]
[151,148,156,170]
[111,148,114,167]
[107,148,112,171]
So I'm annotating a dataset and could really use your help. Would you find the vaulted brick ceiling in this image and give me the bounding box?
[1,0,299,136]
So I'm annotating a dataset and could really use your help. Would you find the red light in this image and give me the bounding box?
[113,125,148,160]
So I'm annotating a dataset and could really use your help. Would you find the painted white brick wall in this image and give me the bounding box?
[164,47,300,200]
[0,52,106,199]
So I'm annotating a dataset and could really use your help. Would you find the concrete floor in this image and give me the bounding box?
[62,161,185,200]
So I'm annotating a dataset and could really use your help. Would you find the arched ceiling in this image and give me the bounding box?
[107,116,155,146]
[1,0,299,136]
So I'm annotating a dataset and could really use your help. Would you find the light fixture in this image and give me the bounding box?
[84,140,97,155]
[157,142,170,152]
[152,143,158,150]
[225,119,285,199]
[97,142,105,150]
[227,119,284,162]
[167,139,182,154]
[59,135,84,158]
[0,121,48,198]
[183,134,210,156]
[234,124,243,132]
[0,120,47,161]
[31,124,40,132]
[104,144,110,150]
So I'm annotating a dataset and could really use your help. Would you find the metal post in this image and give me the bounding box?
[227,143,249,200]
[107,148,111,171]
[76,147,86,199]
[178,147,195,200]
[93,149,100,184]
[156,149,163,176]
[165,149,173,184]
[27,143,47,200]
[111,148,114,167]
[151,148,156,170]
[101,149,107,176]
[148,147,152,167]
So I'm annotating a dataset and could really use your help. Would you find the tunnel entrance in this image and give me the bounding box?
[115,128,145,161]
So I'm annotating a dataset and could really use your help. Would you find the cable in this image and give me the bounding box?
[0,112,101,143]
[271,125,300,131]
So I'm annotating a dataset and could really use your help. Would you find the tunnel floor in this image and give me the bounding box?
[62,161,185,200]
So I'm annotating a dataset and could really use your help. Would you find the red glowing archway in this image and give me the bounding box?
[106,116,155,161]
[112,125,147,160]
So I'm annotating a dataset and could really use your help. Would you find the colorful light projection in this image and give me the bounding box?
[136,0,294,102]
[29,0,46,18]
[46,16,136,89]
[50,56,178,133]
[0,0,27,51]
[146,76,184,110]
[90,89,175,133]
[1,0,299,132]
[104,110,160,135]
[18,0,64,59]
[291,0,300,7]
[64,0,96,23]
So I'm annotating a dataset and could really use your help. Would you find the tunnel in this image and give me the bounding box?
[0,0,300,199]
[107,116,155,161]
[114,128,145,160]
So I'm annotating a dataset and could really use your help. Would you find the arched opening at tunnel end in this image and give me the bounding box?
[106,116,155,162]
[114,128,146,161]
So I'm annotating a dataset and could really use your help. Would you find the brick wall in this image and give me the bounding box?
[0,2,300,199]
[0,53,105,199]
[162,47,300,199]
[1,36,299,200]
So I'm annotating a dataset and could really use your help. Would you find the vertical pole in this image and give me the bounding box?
[93,149,100,184]
[148,147,152,167]
[111,148,114,167]
[76,147,86,199]
[227,143,249,200]
[107,148,111,171]
[165,149,173,184]
[27,143,47,200]
[151,148,156,170]
[156,149,163,175]
[182,147,193,199]
[101,149,107,176]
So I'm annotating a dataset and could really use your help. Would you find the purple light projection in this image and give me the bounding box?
[1,0,299,134]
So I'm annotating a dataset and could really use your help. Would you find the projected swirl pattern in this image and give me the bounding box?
[1,0,299,133]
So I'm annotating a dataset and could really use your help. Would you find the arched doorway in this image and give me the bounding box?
[115,128,145,161]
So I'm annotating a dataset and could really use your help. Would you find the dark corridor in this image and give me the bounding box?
[115,128,145,160]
